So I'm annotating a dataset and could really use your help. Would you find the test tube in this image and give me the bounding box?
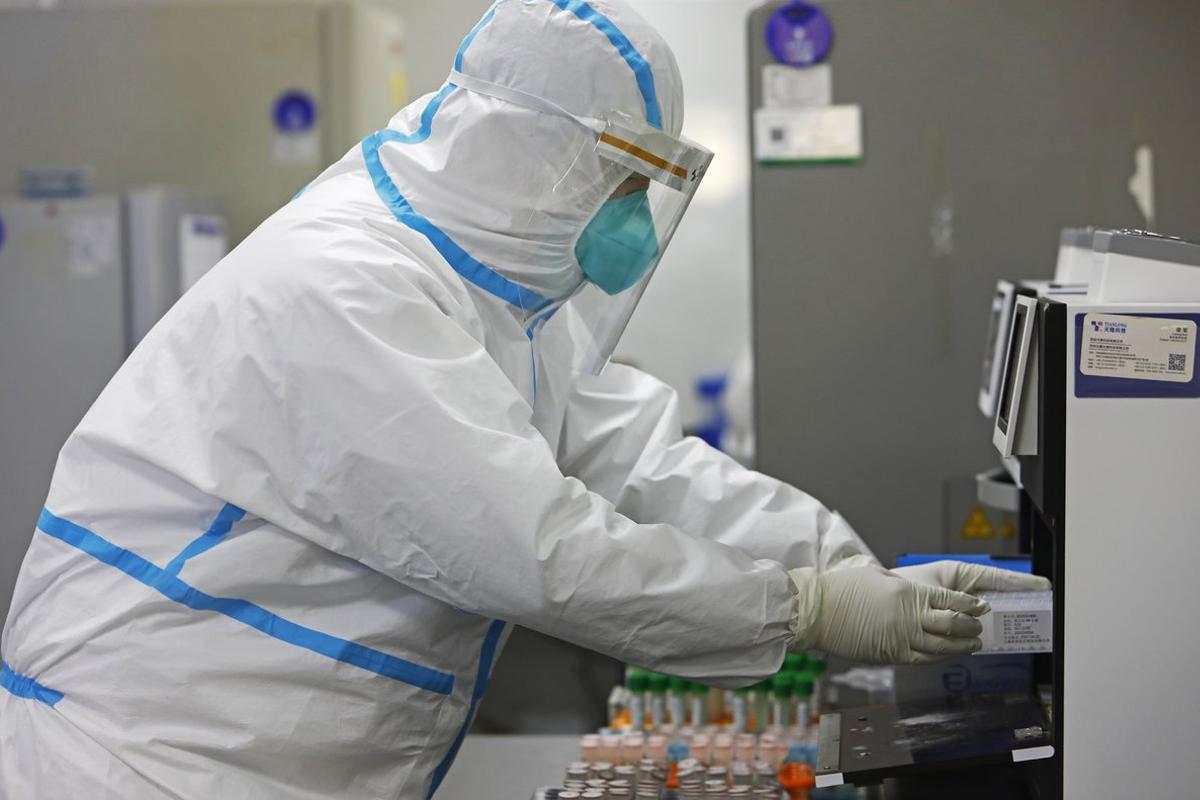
[566,765,591,784]
[645,734,668,763]
[688,682,708,727]
[734,732,756,765]
[729,686,749,733]
[760,734,784,770]
[580,735,600,764]
[704,778,729,797]
[751,680,771,733]
[626,670,648,732]
[621,733,645,765]
[791,672,815,733]
[809,658,827,721]
[690,733,711,763]
[770,673,793,730]
[648,673,669,731]
[614,764,637,781]
[667,676,688,727]
[731,760,754,787]
[713,735,734,768]
[599,735,621,764]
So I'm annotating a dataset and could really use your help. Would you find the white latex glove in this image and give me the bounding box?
[787,565,991,665]
[892,560,1051,595]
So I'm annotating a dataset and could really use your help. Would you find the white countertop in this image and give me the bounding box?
[435,734,581,798]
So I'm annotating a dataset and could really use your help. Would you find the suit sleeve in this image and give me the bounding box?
[554,363,880,573]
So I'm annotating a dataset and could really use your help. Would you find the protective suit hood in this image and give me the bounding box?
[375,0,685,304]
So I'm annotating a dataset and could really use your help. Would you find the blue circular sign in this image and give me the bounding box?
[765,1,834,67]
[273,90,318,133]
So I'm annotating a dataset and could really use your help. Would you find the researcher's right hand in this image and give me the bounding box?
[787,565,990,665]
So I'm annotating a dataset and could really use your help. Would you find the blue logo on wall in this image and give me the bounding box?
[273,90,318,134]
[765,1,834,67]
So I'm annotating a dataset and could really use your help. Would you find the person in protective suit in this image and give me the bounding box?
[0,1,1047,797]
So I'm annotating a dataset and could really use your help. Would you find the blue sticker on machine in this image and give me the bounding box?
[765,1,834,66]
[1075,312,1200,398]
[273,90,318,133]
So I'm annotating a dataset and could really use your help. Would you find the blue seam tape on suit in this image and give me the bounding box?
[362,136,550,312]
[428,619,507,797]
[1,660,63,706]
[453,3,498,71]
[455,0,662,129]
[164,502,247,575]
[546,0,662,129]
[36,508,455,696]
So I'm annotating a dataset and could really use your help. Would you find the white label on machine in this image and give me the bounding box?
[1081,313,1195,383]
[179,214,229,291]
[977,591,1052,654]
[753,105,862,163]
[762,63,832,108]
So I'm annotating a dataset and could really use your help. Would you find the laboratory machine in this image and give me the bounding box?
[747,0,1200,567]
[811,230,1200,798]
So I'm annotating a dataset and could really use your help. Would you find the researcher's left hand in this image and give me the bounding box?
[892,560,1051,596]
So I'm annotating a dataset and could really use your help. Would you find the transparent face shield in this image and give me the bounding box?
[549,113,714,375]
[444,68,713,374]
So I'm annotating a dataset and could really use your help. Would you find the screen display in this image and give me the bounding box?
[980,290,1008,392]
[997,304,1028,433]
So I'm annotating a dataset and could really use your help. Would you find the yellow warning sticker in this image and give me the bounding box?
[961,505,996,539]
[1001,519,1018,540]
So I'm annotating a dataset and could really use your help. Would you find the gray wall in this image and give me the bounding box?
[749,0,1200,568]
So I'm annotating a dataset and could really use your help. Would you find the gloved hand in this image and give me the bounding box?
[787,565,991,665]
[892,560,1051,595]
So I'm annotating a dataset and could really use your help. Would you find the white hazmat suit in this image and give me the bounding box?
[0,1,1041,797]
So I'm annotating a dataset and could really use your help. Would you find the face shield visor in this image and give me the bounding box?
[446,68,713,374]
[555,115,714,374]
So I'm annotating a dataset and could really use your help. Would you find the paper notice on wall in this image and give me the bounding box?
[762,63,832,108]
[754,104,862,164]
[179,214,229,291]
[64,211,119,278]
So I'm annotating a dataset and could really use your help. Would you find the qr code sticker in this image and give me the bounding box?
[1169,353,1188,372]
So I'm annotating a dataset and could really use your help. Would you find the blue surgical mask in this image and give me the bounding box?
[574,190,660,295]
